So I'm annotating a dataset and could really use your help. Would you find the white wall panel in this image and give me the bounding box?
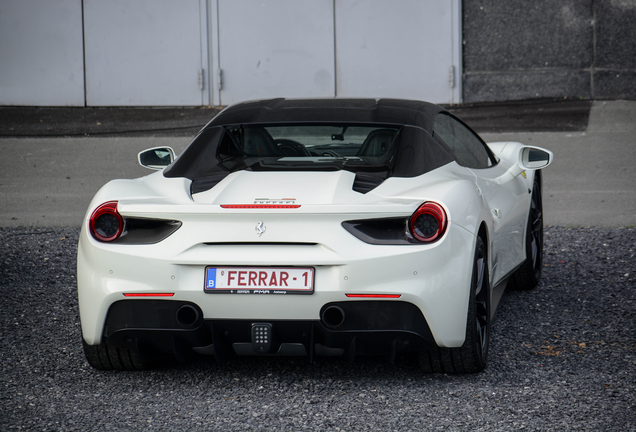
[215,0,335,106]
[84,0,206,106]
[335,0,461,104]
[1,0,462,107]
[0,0,85,106]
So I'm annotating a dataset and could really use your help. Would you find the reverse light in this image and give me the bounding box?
[409,202,447,243]
[89,201,124,242]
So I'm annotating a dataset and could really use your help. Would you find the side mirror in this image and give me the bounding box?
[138,147,175,170]
[489,143,553,184]
[508,146,553,178]
[520,147,552,170]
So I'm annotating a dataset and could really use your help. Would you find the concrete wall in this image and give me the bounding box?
[462,0,636,103]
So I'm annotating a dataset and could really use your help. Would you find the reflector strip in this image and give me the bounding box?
[123,293,175,297]
[221,204,301,209]
[345,294,401,298]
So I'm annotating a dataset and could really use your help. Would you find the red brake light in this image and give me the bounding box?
[89,201,124,242]
[409,202,447,243]
[220,204,301,209]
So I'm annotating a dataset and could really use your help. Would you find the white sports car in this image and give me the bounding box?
[78,98,552,373]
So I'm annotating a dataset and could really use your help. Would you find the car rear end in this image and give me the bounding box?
[78,111,478,367]
[77,181,476,364]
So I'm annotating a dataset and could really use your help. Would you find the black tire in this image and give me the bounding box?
[509,171,543,290]
[418,236,491,374]
[82,339,149,371]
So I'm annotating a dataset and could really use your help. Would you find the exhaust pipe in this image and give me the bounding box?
[176,305,200,327]
[321,305,346,329]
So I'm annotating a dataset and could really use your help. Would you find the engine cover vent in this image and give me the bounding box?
[352,171,388,194]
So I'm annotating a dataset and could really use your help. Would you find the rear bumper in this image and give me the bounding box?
[101,299,435,362]
[78,219,477,348]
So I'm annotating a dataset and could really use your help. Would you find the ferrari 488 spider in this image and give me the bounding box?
[78,98,552,373]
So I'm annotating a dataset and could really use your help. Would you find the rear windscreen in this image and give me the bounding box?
[217,124,401,169]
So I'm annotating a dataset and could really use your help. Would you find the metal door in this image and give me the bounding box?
[0,0,85,106]
[213,0,336,106]
[83,0,209,106]
[335,0,461,104]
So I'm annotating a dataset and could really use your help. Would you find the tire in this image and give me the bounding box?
[509,171,543,290]
[418,236,490,374]
[82,339,149,371]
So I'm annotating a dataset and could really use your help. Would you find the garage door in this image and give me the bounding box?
[0,0,85,106]
[83,0,209,106]
[214,0,461,105]
[335,0,461,104]
[214,0,335,106]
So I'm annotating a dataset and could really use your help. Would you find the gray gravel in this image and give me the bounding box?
[1,226,634,431]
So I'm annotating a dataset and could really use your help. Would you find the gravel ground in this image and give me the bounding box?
[1,226,634,431]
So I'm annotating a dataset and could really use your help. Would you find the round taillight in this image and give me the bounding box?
[409,202,447,243]
[89,201,124,242]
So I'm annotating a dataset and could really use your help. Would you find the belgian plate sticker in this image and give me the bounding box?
[204,267,314,294]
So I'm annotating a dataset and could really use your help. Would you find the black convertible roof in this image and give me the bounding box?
[207,98,447,131]
[165,98,458,191]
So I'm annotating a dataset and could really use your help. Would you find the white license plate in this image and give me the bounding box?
[204,267,314,294]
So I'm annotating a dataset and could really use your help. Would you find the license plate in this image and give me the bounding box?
[204,267,314,294]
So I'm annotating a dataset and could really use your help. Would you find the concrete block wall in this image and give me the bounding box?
[462,0,636,102]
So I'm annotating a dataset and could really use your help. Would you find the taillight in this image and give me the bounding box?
[89,201,124,242]
[409,202,447,243]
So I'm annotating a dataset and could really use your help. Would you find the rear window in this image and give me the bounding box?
[217,124,401,168]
